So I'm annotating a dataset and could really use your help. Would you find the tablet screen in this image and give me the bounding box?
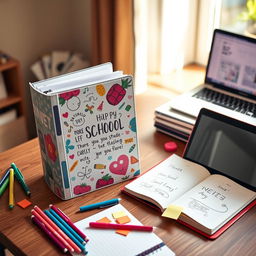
[183,109,256,191]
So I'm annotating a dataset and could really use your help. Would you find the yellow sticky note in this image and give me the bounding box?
[162,205,184,219]
[116,215,131,224]
[115,229,130,236]
[112,211,126,219]
[96,217,112,223]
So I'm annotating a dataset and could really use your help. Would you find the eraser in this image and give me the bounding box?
[164,141,178,152]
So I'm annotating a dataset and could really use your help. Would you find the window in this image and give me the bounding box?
[134,0,249,93]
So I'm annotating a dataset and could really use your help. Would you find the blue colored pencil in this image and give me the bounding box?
[0,168,10,188]
[49,209,85,245]
[44,210,86,253]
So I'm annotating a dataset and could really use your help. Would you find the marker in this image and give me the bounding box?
[33,206,81,253]
[89,222,153,232]
[0,168,10,187]
[0,176,9,197]
[9,168,14,209]
[11,163,31,196]
[44,210,87,254]
[79,198,120,212]
[49,204,88,242]
[31,216,68,253]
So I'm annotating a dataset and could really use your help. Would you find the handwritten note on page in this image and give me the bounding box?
[172,174,256,234]
[125,154,210,211]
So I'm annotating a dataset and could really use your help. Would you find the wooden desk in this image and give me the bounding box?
[0,90,255,256]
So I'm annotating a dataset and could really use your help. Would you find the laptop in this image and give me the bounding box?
[170,29,256,125]
[183,108,256,191]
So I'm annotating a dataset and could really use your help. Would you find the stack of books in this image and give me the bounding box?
[154,101,196,142]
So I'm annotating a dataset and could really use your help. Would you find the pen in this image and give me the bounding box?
[33,206,81,253]
[79,198,121,212]
[31,210,74,253]
[49,204,88,241]
[9,168,14,209]
[89,222,153,232]
[44,210,87,253]
[31,215,68,253]
[11,163,31,196]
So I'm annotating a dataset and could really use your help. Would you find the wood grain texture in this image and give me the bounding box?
[0,89,255,256]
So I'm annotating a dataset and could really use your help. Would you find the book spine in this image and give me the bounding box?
[30,85,71,199]
[51,96,72,199]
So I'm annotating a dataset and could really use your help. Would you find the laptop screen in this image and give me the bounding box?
[183,108,256,191]
[206,29,256,98]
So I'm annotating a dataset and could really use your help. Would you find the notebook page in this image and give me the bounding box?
[73,204,175,256]
[173,174,256,233]
[125,154,210,210]
[33,62,113,89]
[37,71,124,94]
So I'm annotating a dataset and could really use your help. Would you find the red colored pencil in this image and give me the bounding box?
[31,210,74,253]
[49,204,88,242]
[89,222,153,231]
[31,215,68,253]
[33,205,81,253]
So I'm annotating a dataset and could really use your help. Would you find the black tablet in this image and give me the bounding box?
[183,108,256,191]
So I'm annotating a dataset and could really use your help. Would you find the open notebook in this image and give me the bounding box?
[72,204,175,256]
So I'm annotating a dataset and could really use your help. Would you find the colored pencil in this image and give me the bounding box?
[9,169,14,209]
[89,222,153,231]
[31,215,68,253]
[44,209,86,254]
[11,163,31,196]
[49,204,88,241]
[0,176,9,196]
[33,206,81,253]
[31,210,74,253]
[0,168,10,187]
[49,208,85,245]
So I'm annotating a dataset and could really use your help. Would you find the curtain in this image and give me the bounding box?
[133,0,198,92]
[91,0,134,75]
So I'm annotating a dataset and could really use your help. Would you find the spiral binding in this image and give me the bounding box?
[135,242,165,256]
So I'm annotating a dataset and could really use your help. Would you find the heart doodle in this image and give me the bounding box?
[62,112,68,118]
[109,155,129,175]
[69,154,75,159]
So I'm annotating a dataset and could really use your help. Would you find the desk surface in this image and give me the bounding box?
[0,90,255,256]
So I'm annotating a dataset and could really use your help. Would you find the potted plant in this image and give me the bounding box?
[239,0,256,36]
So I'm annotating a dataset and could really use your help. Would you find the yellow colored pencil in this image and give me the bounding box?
[9,168,14,209]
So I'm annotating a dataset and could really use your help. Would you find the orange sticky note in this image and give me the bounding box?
[17,199,32,209]
[115,229,130,236]
[96,217,112,223]
[116,215,131,224]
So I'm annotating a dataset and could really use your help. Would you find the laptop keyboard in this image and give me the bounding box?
[193,88,256,117]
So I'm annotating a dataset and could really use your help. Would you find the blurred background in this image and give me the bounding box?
[0,0,253,152]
